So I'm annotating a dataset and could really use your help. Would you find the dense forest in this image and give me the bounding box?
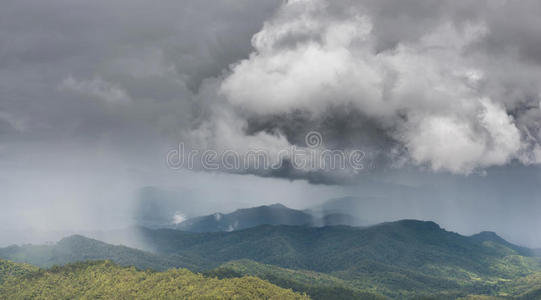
[0,260,308,300]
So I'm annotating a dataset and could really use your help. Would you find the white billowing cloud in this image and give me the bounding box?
[406,115,485,173]
[219,0,529,174]
[221,2,383,116]
[405,99,520,173]
[477,100,522,165]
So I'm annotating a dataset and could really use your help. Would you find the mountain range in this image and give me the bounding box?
[2,210,541,299]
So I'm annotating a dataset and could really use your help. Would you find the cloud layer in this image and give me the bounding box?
[1,0,541,181]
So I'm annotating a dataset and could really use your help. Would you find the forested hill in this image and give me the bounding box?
[0,235,198,271]
[0,259,309,300]
[175,203,315,232]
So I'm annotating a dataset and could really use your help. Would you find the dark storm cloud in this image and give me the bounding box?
[240,107,398,183]
[0,0,281,148]
[473,0,541,65]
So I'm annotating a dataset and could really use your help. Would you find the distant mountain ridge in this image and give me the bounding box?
[175,203,361,232]
[133,186,249,228]
[470,231,535,256]
[176,204,313,232]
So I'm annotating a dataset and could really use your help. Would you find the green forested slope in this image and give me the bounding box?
[0,235,200,271]
[205,259,387,300]
[0,260,37,284]
[204,259,541,300]
[0,259,309,300]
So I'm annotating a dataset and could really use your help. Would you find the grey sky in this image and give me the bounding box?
[1,0,541,246]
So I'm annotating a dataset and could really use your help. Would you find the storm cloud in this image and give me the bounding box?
[220,0,541,175]
[2,0,541,179]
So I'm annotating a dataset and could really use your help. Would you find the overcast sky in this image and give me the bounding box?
[1,0,541,246]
